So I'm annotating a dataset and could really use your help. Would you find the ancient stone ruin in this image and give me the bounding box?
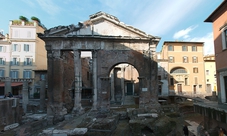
[31,11,191,136]
[38,11,161,123]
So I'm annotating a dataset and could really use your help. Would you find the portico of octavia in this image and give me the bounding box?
[38,12,161,124]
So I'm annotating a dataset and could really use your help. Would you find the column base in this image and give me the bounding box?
[47,115,54,125]
[72,106,84,116]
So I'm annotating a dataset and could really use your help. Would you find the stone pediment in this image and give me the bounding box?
[41,11,158,40]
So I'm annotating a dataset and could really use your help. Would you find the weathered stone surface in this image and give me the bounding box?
[4,123,19,131]
[39,12,161,123]
[27,114,47,121]
[71,128,88,135]
[0,98,22,130]
[137,113,158,118]
[150,116,176,136]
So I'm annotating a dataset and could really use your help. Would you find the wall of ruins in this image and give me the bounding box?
[0,98,21,129]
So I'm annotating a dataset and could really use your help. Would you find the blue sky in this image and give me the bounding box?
[0,0,223,55]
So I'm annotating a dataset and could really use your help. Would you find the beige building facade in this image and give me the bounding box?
[205,0,227,103]
[0,19,47,97]
[204,55,217,94]
[159,41,206,96]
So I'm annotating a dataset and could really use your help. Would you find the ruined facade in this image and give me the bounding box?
[39,12,160,124]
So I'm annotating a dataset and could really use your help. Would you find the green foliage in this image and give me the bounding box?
[31,16,41,23]
[12,20,22,25]
[19,16,28,22]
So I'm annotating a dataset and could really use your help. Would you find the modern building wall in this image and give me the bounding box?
[0,41,11,77]
[157,52,169,96]
[159,41,206,96]
[205,1,227,103]
[1,19,47,97]
[204,55,217,95]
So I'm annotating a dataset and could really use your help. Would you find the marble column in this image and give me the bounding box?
[4,77,12,94]
[39,80,46,112]
[46,48,66,124]
[92,50,98,110]
[22,81,28,113]
[73,50,83,112]
[99,77,110,112]
[110,69,115,102]
[121,67,125,105]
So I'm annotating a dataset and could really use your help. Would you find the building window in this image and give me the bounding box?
[170,67,187,74]
[12,44,20,52]
[195,77,198,84]
[11,58,20,65]
[183,56,188,63]
[168,45,174,51]
[170,77,174,85]
[40,74,46,80]
[221,27,227,50]
[24,44,30,52]
[0,69,4,77]
[23,70,32,79]
[169,56,174,63]
[193,67,198,73]
[0,58,5,65]
[24,58,32,65]
[199,85,202,88]
[206,70,209,75]
[225,29,227,48]
[192,56,198,63]
[10,70,19,79]
[182,45,188,51]
[0,46,5,52]
[185,78,188,85]
[192,45,197,51]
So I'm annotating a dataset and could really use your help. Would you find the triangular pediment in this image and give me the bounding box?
[42,12,158,40]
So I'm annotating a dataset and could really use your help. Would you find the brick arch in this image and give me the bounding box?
[96,50,157,78]
[96,49,159,110]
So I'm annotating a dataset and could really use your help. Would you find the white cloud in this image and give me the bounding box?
[22,0,36,7]
[36,0,61,15]
[173,25,197,39]
[190,32,214,55]
[131,1,204,35]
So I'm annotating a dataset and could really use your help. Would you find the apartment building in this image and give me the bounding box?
[205,0,227,103]
[0,36,11,96]
[204,55,217,94]
[0,19,47,97]
[159,41,206,96]
[156,52,169,96]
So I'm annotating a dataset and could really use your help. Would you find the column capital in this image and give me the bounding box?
[92,50,98,58]
[73,50,81,58]
[47,49,62,59]
[45,44,52,51]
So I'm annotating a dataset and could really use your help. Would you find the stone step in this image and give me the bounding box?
[124,96,135,105]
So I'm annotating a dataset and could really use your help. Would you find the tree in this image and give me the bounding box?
[19,16,28,22]
[31,16,41,23]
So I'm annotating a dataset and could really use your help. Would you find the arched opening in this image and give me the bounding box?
[169,67,188,95]
[109,63,139,105]
[170,67,187,74]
